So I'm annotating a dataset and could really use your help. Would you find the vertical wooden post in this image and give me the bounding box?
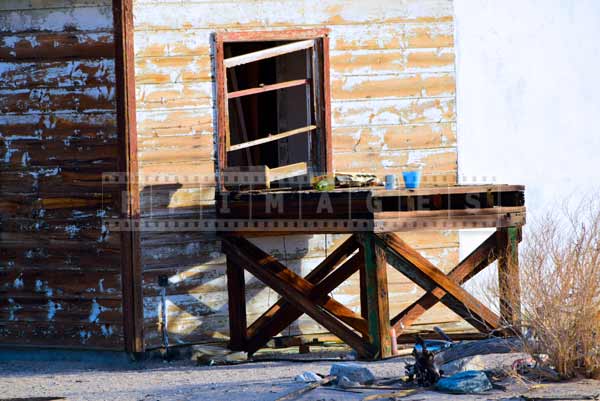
[497,227,521,331]
[226,255,247,351]
[360,233,393,359]
[113,0,143,353]
[358,247,369,338]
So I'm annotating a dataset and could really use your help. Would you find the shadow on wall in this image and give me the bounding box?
[137,183,333,350]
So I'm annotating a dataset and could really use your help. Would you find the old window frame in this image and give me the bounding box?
[214,29,332,190]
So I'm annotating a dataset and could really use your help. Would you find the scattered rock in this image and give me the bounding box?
[435,370,493,394]
[337,376,361,388]
[329,363,375,385]
[294,371,321,383]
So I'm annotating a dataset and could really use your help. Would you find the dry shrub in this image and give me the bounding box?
[517,198,600,378]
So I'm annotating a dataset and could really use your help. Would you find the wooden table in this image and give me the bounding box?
[216,185,525,359]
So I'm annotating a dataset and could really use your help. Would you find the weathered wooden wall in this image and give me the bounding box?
[132,0,468,349]
[0,1,125,349]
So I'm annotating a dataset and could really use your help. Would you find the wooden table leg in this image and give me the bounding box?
[226,254,247,351]
[497,227,521,331]
[360,233,393,359]
[358,248,369,338]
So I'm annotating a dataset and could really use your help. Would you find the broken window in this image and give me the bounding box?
[215,30,331,189]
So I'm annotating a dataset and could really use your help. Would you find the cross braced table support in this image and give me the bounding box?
[220,226,522,360]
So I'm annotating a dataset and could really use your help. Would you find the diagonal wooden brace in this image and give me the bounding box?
[246,235,359,342]
[222,236,375,358]
[391,232,499,334]
[245,250,364,355]
[374,232,501,333]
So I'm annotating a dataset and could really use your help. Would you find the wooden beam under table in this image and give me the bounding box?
[222,236,375,358]
[359,234,393,359]
[497,227,522,330]
[245,251,363,355]
[391,231,500,335]
[244,235,360,355]
[226,256,247,351]
[374,232,502,334]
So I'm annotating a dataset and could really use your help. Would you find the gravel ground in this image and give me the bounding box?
[0,355,598,401]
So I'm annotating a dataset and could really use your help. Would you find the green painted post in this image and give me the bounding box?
[360,233,392,359]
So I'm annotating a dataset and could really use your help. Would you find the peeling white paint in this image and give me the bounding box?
[101,324,113,337]
[64,224,81,239]
[97,223,108,242]
[20,151,30,167]
[47,300,62,320]
[79,330,92,343]
[7,298,22,321]
[89,298,102,323]
[13,277,24,289]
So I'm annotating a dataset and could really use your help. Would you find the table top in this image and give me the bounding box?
[215,184,526,234]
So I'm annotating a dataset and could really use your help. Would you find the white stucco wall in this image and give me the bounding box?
[453,0,600,300]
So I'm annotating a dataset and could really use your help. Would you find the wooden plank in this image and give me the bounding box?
[228,126,316,152]
[497,227,521,330]
[358,248,369,327]
[222,236,374,358]
[113,0,143,353]
[330,48,455,75]
[245,236,360,354]
[0,5,114,33]
[360,233,393,358]
[0,87,115,115]
[0,31,114,60]
[374,232,501,333]
[226,256,247,351]
[223,39,314,68]
[0,60,115,90]
[332,97,455,127]
[0,269,121,299]
[228,79,309,99]
[0,298,122,324]
[370,184,525,197]
[333,123,457,152]
[322,34,333,174]
[218,28,330,43]
[0,321,123,350]
[332,73,455,101]
[134,55,212,84]
[268,162,308,182]
[374,208,526,233]
[133,1,453,31]
[391,232,499,334]
[215,33,227,190]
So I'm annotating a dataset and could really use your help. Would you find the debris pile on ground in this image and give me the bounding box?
[434,370,493,394]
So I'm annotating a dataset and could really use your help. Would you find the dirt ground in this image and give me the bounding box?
[0,355,598,401]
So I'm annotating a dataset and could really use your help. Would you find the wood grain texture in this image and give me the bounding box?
[131,0,462,348]
[0,3,123,350]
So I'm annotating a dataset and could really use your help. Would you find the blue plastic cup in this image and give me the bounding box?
[384,174,397,190]
[402,170,422,189]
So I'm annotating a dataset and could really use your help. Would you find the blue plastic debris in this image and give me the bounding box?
[434,370,493,394]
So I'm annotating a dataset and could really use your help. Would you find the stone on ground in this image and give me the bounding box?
[329,363,375,385]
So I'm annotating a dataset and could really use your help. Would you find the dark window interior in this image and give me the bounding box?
[220,38,326,189]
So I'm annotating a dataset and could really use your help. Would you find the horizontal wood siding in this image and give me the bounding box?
[132,0,465,349]
[0,1,123,349]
